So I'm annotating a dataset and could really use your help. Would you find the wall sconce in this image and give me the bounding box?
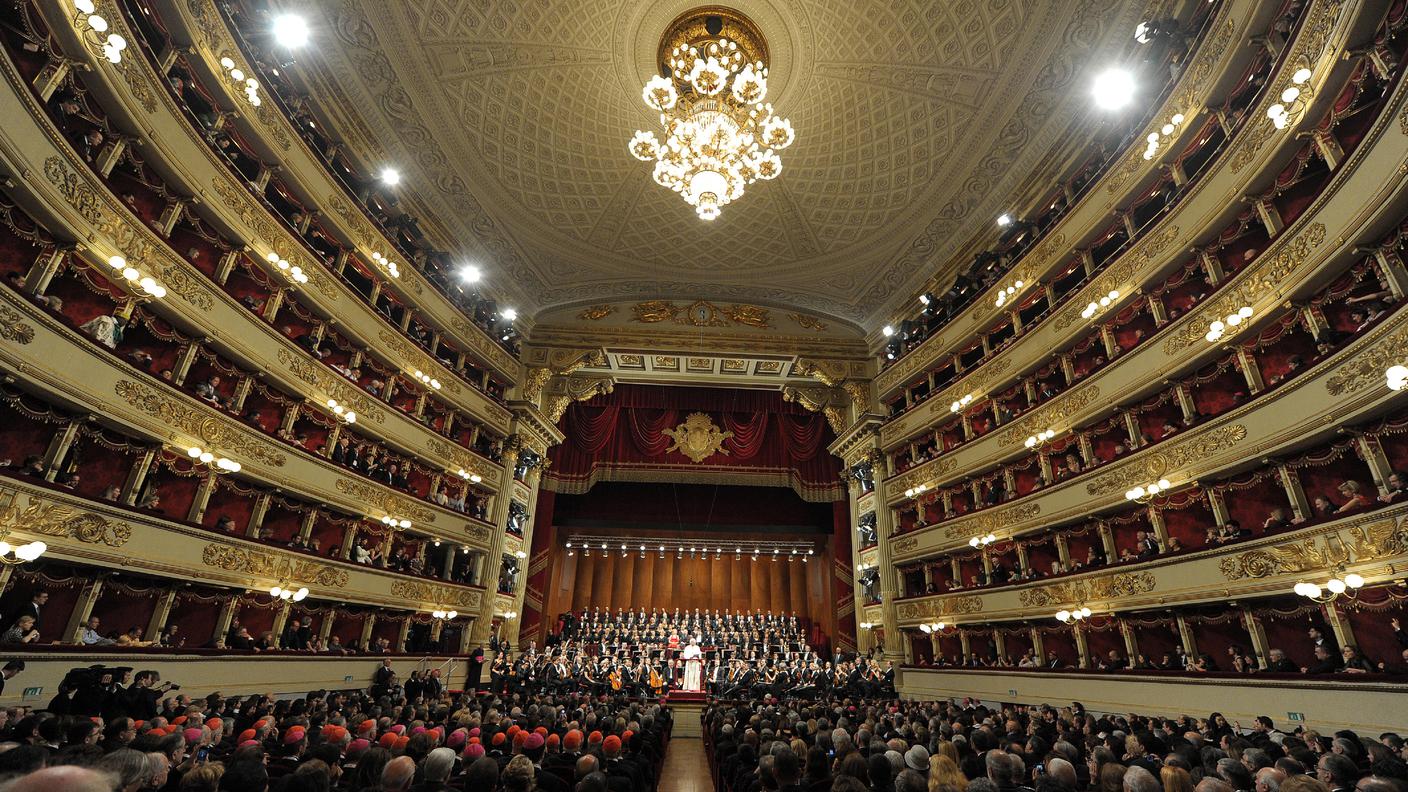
[950,394,975,413]
[1125,478,1172,503]
[430,608,459,620]
[0,538,47,565]
[1024,429,1056,448]
[1142,113,1186,160]
[187,446,241,473]
[968,533,996,548]
[1294,566,1364,603]
[1386,365,1407,391]
[1267,67,1313,130]
[1055,606,1092,623]
[456,468,482,483]
[994,279,1025,308]
[105,255,166,299]
[918,621,948,633]
[269,583,309,601]
[1081,290,1121,321]
[73,0,126,63]
[904,483,928,498]
[326,398,357,424]
[1206,306,1253,343]
[370,251,401,278]
[380,515,412,529]
[412,369,442,390]
[216,56,261,107]
[266,252,309,285]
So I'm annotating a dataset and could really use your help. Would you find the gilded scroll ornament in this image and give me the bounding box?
[896,595,983,622]
[1164,224,1326,355]
[114,380,287,467]
[663,413,734,463]
[997,385,1099,447]
[390,579,482,609]
[334,478,435,524]
[1084,424,1247,497]
[788,313,828,331]
[1053,226,1179,331]
[44,157,104,224]
[892,536,918,555]
[1017,571,1155,608]
[1325,321,1408,396]
[276,349,385,424]
[0,303,36,345]
[0,491,131,547]
[1218,535,1347,580]
[1347,519,1408,560]
[943,502,1041,539]
[201,542,348,587]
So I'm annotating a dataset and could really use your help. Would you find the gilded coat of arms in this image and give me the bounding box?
[662,412,734,463]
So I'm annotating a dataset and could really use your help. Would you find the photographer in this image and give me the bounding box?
[122,670,179,721]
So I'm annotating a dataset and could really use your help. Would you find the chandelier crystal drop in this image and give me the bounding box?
[630,10,793,221]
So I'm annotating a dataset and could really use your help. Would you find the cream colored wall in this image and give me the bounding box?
[899,667,1408,734]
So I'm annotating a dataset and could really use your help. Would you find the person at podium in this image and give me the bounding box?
[682,634,704,691]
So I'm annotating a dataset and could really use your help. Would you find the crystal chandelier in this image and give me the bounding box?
[628,10,794,221]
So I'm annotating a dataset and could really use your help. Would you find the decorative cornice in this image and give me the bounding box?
[1016,571,1156,608]
[1083,423,1247,497]
[114,380,288,468]
[207,178,340,301]
[201,541,349,588]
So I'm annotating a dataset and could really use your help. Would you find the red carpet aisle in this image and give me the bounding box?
[659,737,711,792]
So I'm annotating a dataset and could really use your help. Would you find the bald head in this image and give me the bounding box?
[576,753,601,780]
[0,766,117,792]
[381,756,415,791]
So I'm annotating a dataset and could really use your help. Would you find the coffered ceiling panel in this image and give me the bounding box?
[293,0,1150,328]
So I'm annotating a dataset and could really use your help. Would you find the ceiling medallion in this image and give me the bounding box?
[628,7,794,221]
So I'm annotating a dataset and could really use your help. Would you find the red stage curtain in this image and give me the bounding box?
[548,385,840,499]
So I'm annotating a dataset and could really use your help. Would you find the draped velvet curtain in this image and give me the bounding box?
[547,385,841,501]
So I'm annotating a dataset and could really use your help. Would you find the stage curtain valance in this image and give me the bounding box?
[545,385,842,501]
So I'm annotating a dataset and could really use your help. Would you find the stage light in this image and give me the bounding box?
[502,308,518,321]
[1092,67,1135,110]
[459,264,482,283]
[379,167,401,186]
[272,13,309,48]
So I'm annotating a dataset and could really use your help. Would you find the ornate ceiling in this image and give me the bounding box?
[292,0,1150,331]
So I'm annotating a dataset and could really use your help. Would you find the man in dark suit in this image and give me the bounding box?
[10,591,46,632]
[0,660,24,697]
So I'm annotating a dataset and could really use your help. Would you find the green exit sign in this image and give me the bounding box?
[1287,712,1305,722]
[22,687,42,697]
[344,675,354,682]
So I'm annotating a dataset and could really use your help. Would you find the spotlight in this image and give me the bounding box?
[1092,68,1136,110]
[459,264,482,283]
[882,325,894,337]
[502,308,518,321]
[379,167,401,186]
[997,214,1012,227]
[271,14,310,48]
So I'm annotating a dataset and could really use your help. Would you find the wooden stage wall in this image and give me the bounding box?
[543,545,830,623]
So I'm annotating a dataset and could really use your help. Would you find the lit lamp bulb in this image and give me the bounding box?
[1345,573,1365,589]
[1386,365,1408,391]
[1056,610,1071,623]
[969,537,980,548]
[14,542,44,562]
[270,586,283,598]
[446,610,457,620]
[1326,578,1346,594]
[293,587,309,602]
[1080,607,1092,618]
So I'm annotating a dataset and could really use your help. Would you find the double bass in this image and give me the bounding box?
[649,665,664,696]
[609,666,622,692]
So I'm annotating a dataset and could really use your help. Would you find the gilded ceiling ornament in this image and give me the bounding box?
[788,313,828,331]
[720,304,771,329]
[632,300,679,323]
[663,412,734,463]
[0,489,132,547]
[578,305,615,320]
